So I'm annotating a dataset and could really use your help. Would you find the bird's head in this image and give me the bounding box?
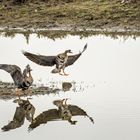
[65,49,72,54]
[26,64,32,72]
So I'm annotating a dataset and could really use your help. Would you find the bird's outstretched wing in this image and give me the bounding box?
[68,104,94,124]
[68,105,87,116]
[1,107,25,131]
[0,64,23,86]
[23,44,87,67]
[22,51,56,66]
[29,109,60,130]
[65,44,87,67]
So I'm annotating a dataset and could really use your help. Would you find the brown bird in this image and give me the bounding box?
[0,64,33,96]
[29,98,94,131]
[1,98,35,132]
[22,44,87,76]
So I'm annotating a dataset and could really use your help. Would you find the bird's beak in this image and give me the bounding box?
[70,51,73,54]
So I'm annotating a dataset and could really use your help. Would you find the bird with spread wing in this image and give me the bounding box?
[1,98,35,132]
[0,64,33,96]
[29,98,94,130]
[22,44,87,76]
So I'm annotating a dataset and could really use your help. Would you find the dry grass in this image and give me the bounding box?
[0,0,139,30]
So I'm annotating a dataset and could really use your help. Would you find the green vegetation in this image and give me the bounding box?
[0,0,139,31]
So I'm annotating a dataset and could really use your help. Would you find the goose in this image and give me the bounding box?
[29,98,94,131]
[0,64,33,96]
[22,44,87,76]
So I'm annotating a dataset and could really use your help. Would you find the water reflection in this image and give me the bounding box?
[1,98,35,132]
[1,98,93,132]
[0,32,140,140]
[29,99,94,131]
[0,81,83,100]
[0,29,139,44]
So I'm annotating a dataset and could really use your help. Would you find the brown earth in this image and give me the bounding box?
[0,81,72,100]
[0,0,139,31]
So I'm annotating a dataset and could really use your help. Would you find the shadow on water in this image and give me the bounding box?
[1,98,94,132]
[0,29,140,44]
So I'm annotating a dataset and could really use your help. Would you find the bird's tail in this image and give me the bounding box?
[51,68,59,74]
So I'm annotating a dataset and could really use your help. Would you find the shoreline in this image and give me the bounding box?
[0,0,139,38]
[0,26,140,33]
[0,81,73,100]
[0,26,140,42]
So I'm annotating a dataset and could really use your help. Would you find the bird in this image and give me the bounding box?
[54,49,72,76]
[29,98,94,131]
[53,99,94,124]
[22,44,87,76]
[13,98,35,122]
[0,64,33,96]
[1,98,35,132]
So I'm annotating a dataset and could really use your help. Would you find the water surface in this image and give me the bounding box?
[0,34,140,140]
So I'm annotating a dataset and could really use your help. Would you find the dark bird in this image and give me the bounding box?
[1,98,35,132]
[0,64,33,96]
[53,99,94,124]
[22,44,87,76]
[13,98,35,122]
[29,98,94,131]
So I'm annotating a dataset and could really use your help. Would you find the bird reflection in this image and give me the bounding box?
[29,99,94,131]
[1,98,35,132]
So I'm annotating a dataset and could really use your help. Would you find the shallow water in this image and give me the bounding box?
[0,34,140,140]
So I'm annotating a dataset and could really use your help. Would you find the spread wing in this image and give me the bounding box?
[29,109,60,130]
[22,51,56,66]
[65,44,87,67]
[1,107,25,131]
[68,105,87,116]
[0,64,23,86]
[68,104,94,123]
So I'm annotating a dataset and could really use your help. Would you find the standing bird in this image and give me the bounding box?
[22,44,87,76]
[0,64,33,96]
[55,49,72,75]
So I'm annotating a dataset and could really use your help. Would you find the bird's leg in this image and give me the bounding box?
[28,89,32,96]
[26,88,32,96]
[15,88,22,97]
[59,69,64,76]
[61,99,65,106]
[62,69,69,76]
[64,98,70,106]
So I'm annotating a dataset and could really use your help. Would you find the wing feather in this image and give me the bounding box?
[0,64,23,86]
[22,51,56,66]
[29,109,60,130]
[65,54,81,67]
[65,44,87,67]
[23,44,87,68]
[68,105,87,116]
[68,104,94,123]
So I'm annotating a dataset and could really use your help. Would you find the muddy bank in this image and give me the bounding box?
[0,0,139,32]
[0,81,73,100]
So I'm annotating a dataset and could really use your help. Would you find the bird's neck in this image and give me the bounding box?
[28,71,32,78]
[64,52,68,56]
